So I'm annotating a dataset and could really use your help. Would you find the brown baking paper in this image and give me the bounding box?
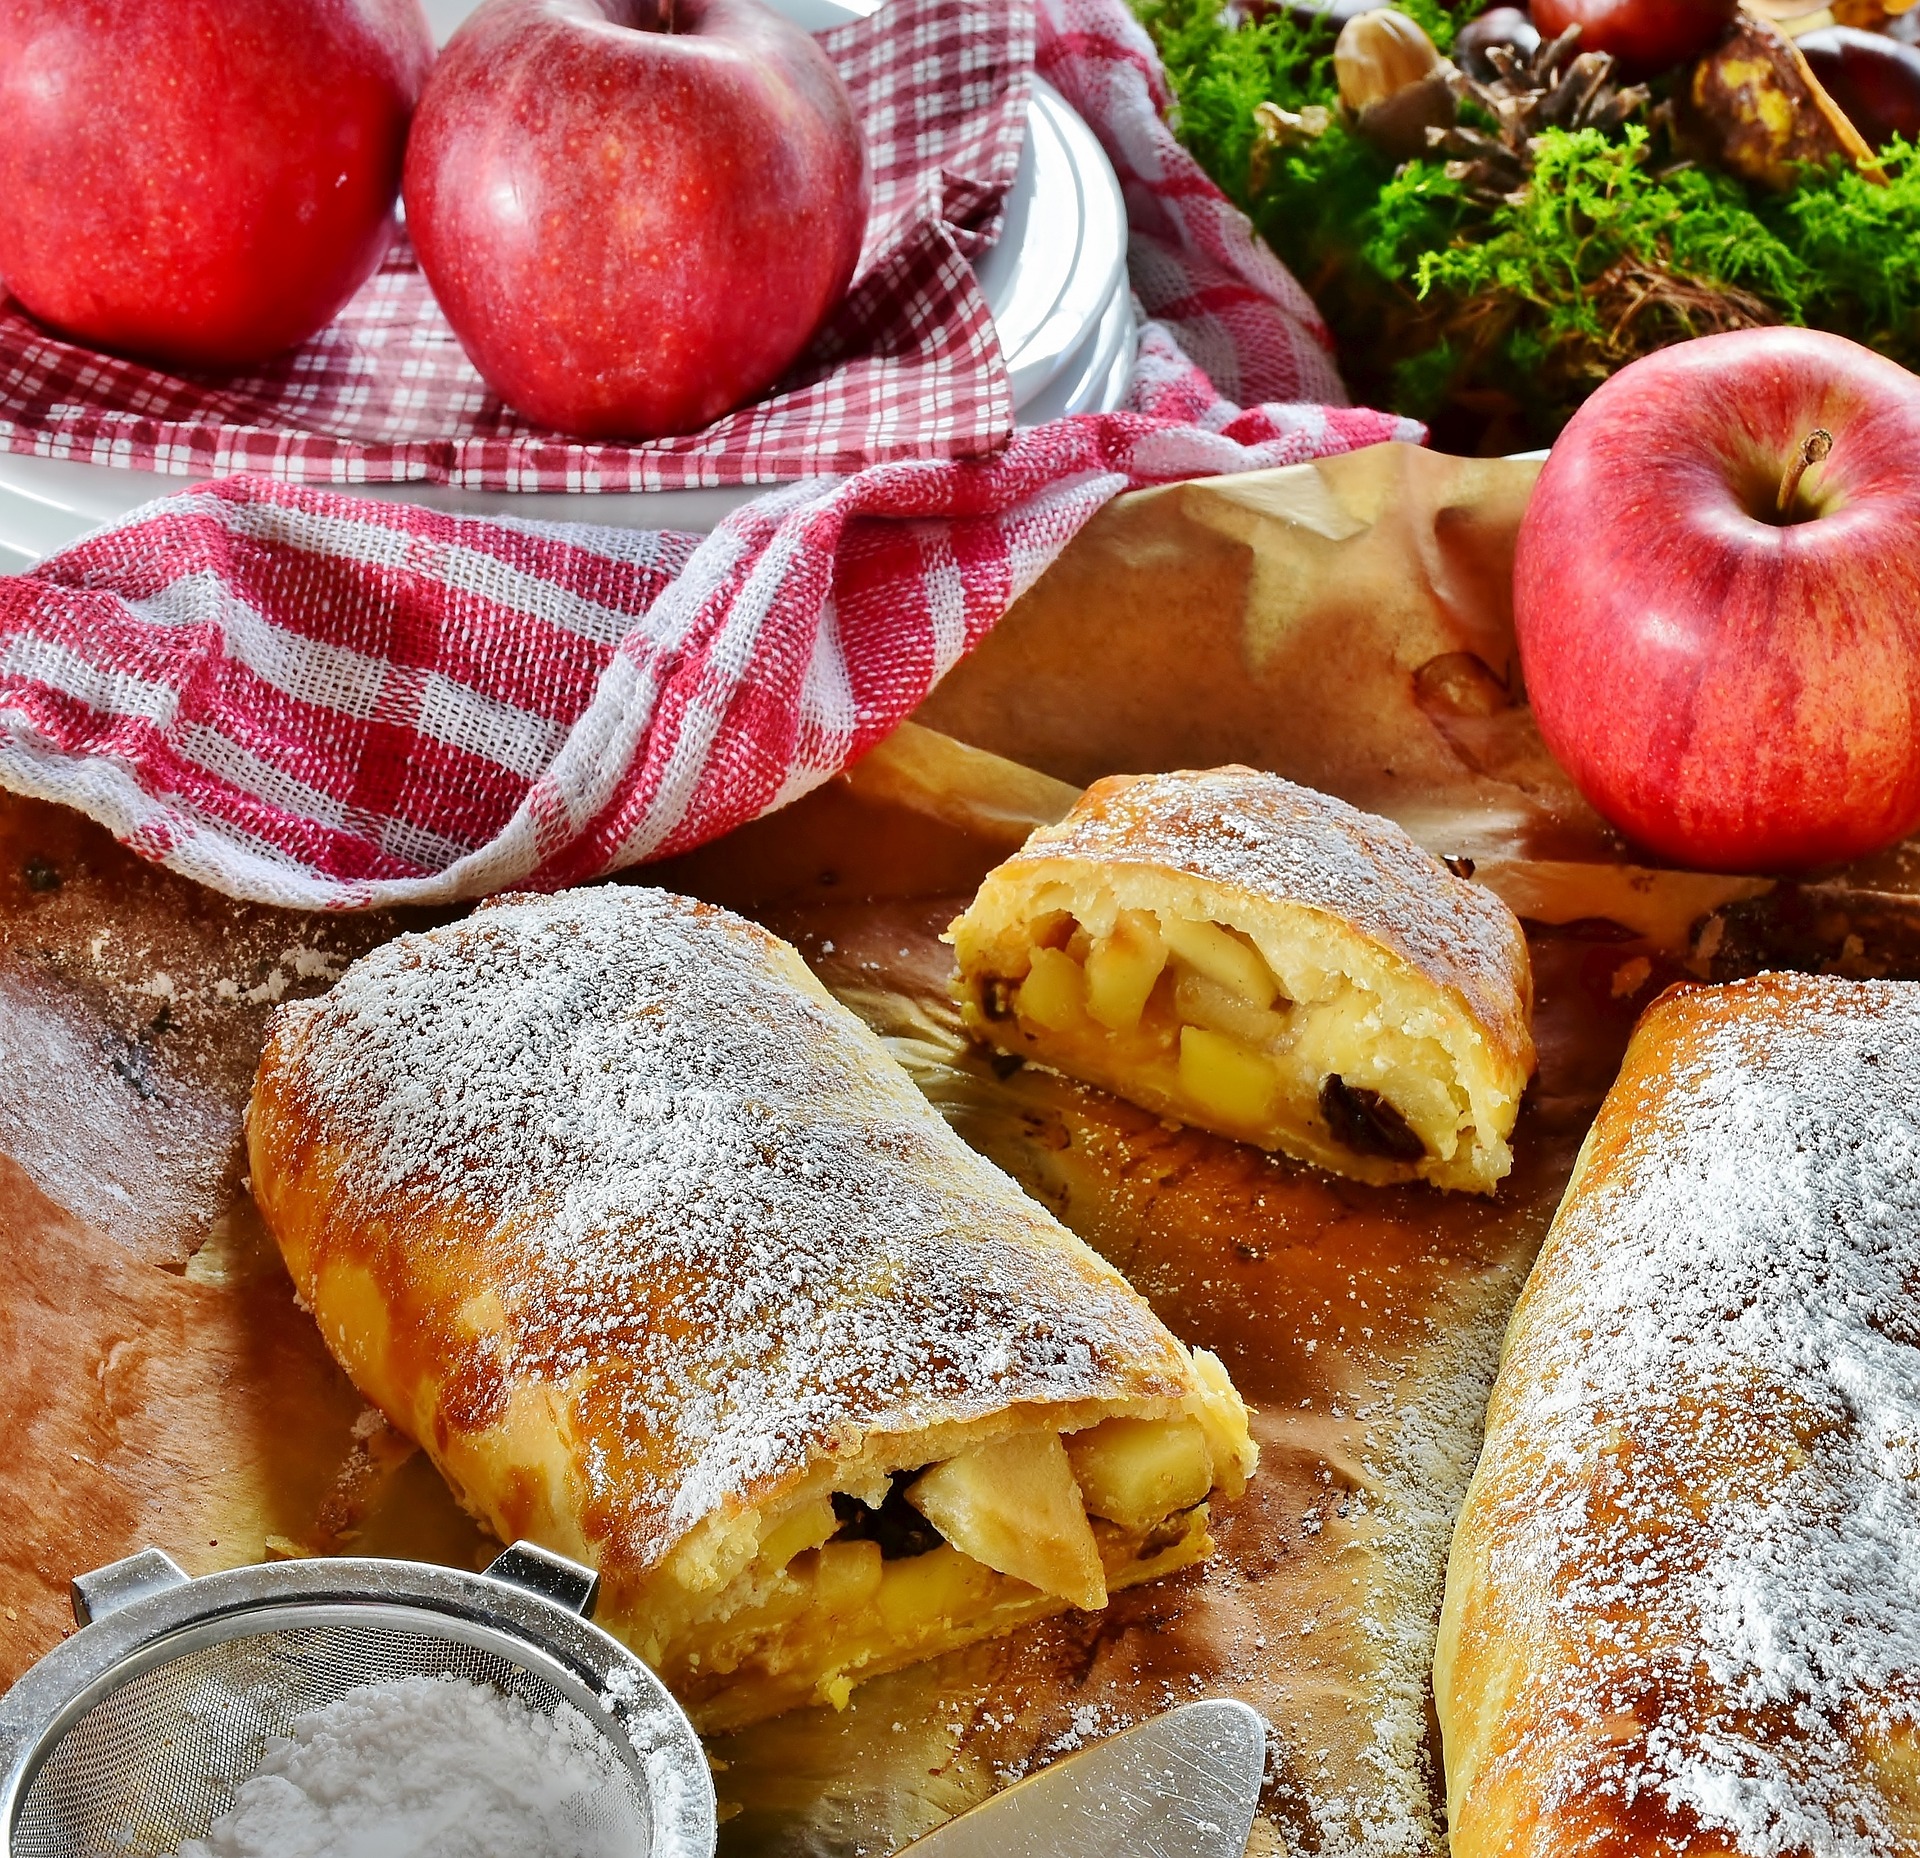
[0,442,1911,1856]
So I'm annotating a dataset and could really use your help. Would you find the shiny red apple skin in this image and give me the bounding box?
[0,0,433,372]
[1530,0,1736,75]
[404,0,870,442]
[1514,329,1920,874]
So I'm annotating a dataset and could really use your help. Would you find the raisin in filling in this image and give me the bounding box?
[831,1471,942,1559]
[1320,1074,1426,1161]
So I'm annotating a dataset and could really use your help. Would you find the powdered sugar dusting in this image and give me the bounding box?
[172,1675,641,1858]
[256,886,1194,1576]
[1460,975,1920,1856]
[1320,1303,1513,1858]
[1006,768,1532,1064]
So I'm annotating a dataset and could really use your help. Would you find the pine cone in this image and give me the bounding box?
[1429,26,1651,204]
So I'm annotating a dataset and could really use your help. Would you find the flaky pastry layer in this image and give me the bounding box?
[1437,976,1920,1857]
[948,768,1535,1193]
[247,887,1256,1727]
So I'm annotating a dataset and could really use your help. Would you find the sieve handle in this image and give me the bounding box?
[484,1541,601,1617]
[69,1548,189,1627]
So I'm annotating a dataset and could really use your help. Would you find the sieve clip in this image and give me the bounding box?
[483,1541,600,1618]
[68,1548,188,1628]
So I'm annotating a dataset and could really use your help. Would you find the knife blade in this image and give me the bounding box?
[895,1697,1267,1858]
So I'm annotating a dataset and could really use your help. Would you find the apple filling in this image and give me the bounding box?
[970,903,1482,1183]
[631,1379,1252,1733]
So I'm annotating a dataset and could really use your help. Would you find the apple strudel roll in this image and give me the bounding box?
[1436,974,1920,1858]
[947,767,1535,1192]
[246,887,1255,1732]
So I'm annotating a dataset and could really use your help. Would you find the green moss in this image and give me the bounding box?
[1394,0,1458,53]
[1398,128,1807,337]
[1140,0,1455,207]
[1137,0,1342,208]
[1131,0,1920,448]
[1770,137,1920,358]
[1388,336,1462,418]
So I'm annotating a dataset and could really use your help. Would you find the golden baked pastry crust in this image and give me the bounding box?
[1436,975,1920,1858]
[948,767,1534,1192]
[246,886,1255,1729]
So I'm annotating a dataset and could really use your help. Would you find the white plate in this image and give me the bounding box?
[1015,266,1137,427]
[0,0,1130,562]
[980,80,1129,413]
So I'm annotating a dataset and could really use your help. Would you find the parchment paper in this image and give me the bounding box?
[0,445,1908,1856]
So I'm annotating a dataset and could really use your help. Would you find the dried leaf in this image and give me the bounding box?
[1250,99,1333,190]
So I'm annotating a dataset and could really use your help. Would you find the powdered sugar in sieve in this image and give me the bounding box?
[0,1543,716,1858]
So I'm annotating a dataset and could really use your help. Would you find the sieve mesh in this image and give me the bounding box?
[14,1616,652,1858]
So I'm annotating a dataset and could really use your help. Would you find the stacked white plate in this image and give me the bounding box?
[0,0,1130,565]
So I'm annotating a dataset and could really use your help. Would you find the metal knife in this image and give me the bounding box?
[895,1698,1267,1858]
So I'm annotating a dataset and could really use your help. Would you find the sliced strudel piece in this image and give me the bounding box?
[1437,975,1920,1858]
[948,767,1534,1192]
[246,887,1255,1732]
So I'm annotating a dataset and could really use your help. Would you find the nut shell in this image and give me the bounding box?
[1797,25,1920,149]
[1356,71,1457,161]
[1683,11,1880,191]
[1453,6,1541,82]
[1334,8,1443,113]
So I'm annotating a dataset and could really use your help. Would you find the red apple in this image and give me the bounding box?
[1514,329,1920,873]
[0,0,434,372]
[1796,26,1920,149]
[1530,0,1736,75]
[404,0,870,441]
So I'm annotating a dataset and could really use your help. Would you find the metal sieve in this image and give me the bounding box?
[0,1541,716,1858]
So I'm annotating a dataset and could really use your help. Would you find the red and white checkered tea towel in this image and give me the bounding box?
[0,0,1417,911]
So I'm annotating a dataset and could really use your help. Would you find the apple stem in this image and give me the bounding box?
[1776,428,1834,516]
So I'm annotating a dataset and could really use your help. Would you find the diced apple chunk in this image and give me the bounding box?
[1029,910,1075,950]
[1016,945,1088,1034]
[1160,916,1279,1008]
[1174,969,1289,1049]
[907,1432,1107,1611]
[812,1539,883,1615]
[726,1568,810,1633]
[756,1495,839,1572]
[1178,1025,1280,1127]
[1084,910,1167,1032]
[1191,1348,1258,1495]
[874,1543,1002,1634]
[1066,1417,1214,1533]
